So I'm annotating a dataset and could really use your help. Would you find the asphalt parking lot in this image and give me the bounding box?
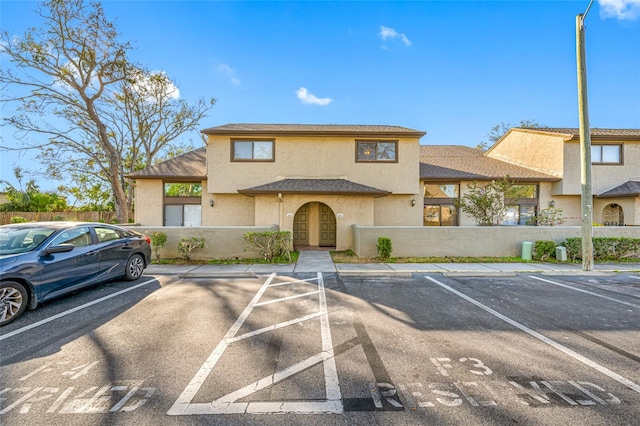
[1,271,639,425]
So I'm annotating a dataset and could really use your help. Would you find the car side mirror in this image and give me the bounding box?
[42,244,75,255]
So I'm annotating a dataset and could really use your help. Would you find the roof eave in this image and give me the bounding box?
[203,129,426,138]
[237,189,391,198]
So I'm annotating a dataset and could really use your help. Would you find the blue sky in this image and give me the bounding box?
[1,0,639,191]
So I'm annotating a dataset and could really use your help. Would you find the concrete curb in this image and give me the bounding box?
[179,272,257,279]
[443,271,518,277]
[337,271,413,277]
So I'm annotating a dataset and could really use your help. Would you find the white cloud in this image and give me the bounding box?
[295,87,333,106]
[598,0,640,20]
[131,70,180,100]
[379,25,411,47]
[216,63,241,85]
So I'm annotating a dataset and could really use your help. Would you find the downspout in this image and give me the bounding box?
[278,193,283,230]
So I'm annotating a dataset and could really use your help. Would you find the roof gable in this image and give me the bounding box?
[127,147,206,180]
[420,145,558,181]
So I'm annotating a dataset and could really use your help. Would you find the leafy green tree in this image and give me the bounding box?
[1,1,214,223]
[0,167,68,214]
[455,178,513,226]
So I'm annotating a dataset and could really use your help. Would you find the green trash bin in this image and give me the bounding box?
[521,241,533,261]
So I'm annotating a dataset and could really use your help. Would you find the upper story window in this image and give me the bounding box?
[592,144,622,164]
[505,184,537,199]
[425,183,459,198]
[164,183,202,197]
[232,139,274,161]
[356,140,397,162]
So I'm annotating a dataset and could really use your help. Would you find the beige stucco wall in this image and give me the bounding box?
[352,225,640,258]
[206,135,421,195]
[558,141,640,196]
[203,193,255,226]
[129,225,278,259]
[486,130,565,177]
[374,194,422,225]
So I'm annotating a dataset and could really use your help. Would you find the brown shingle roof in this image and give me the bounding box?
[202,123,425,138]
[510,128,640,140]
[238,179,390,196]
[127,147,206,179]
[420,145,559,182]
[597,181,640,198]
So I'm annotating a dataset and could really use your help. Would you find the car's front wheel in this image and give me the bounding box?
[0,281,28,326]
[125,254,145,281]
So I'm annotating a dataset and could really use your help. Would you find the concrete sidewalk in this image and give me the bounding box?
[145,251,640,278]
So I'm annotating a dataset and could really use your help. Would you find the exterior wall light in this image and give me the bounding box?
[286,213,294,218]
[209,198,214,207]
[411,198,417,206]
[549,200,555,207]
[336,213,344,218]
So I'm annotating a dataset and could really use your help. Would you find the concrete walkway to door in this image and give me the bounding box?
[294,250,337,273]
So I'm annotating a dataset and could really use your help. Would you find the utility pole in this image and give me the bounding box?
[576,5,594,271]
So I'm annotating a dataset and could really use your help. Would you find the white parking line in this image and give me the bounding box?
[0,278,159,341]
[168,272,342,415]
[425,276,640,395]
[631,276,640,281]
[529,276,640,308]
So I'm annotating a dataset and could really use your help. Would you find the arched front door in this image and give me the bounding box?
[603,203,624,226]
[319,203,336,247]
[293,202,336,248]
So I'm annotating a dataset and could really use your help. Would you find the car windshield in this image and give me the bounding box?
[0,226,57,255]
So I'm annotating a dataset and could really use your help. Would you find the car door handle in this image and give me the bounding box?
[86,251,97,256]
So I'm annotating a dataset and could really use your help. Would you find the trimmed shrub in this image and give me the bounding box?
[178,237,205,261]
[243,231,292,262]
[377,237,393,259]
[10,216,28,223]
[150,231,168,261]
[534,240,557,261]
[564,237,640,261]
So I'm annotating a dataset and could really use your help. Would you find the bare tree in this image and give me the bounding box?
[477,119,544,151]
[1,1,214,222]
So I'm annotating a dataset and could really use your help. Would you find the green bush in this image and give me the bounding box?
[178,237,205,261]
[534,240,557,261]
[150,231,168,261]
[564,237,640,261]
[377,237,393,259]
[10,216,28,223]
[243,231,292,262]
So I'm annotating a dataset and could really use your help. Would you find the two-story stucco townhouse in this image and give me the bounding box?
[487,128,640,227]
[128,124,639,252]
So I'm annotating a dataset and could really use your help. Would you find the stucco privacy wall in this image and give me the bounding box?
[352,225,640,258]
[127,225,278,259]
[206,135,420,195]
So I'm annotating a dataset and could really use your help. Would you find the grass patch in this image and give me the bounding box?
[154,251,299,265]
[331,250,640,264]
[332,250,532,264]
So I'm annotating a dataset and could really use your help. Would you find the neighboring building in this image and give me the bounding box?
[420,145,559,226]
[487,128,640,227]
[128,124,639,251]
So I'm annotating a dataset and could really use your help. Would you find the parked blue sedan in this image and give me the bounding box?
[0,222,152,326]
